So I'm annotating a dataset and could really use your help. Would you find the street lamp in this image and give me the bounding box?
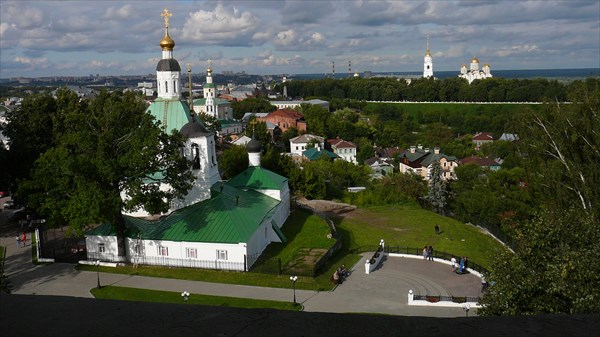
[95,260,102,289]
[462,303,471,317]
[289,275,298,305]
[181,291,190,303]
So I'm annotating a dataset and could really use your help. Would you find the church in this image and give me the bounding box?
[85,9,290,271]
[458,57,493,84]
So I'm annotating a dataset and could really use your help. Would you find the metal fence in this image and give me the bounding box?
[414,294,481,304]
[37,226,87,263]
[350,245,489,275]
[87,252,245,271]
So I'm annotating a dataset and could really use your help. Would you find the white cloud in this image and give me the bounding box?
[103,4,134,20]
[495,44,540,57]
[180,4,262,46]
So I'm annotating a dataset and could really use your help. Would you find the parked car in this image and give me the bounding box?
[3,200,15,209]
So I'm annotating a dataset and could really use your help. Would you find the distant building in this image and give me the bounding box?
[327,138,357,164]
[499,133,519,142]
[423,35,433,78]
[459,57,492,84]
[289,134,325,157]
[270,99,330,111]
[472,132,494,149]
[459,156,501,171]
[257,109,306,133]
[398,145,458,181]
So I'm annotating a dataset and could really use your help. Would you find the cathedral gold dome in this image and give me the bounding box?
[160,29,175,51]
[471,57,480,63]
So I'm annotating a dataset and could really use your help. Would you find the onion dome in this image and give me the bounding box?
[180,120,211,138]
[246,136,261,153]
[160,28,175,51]
[471,57,479,63]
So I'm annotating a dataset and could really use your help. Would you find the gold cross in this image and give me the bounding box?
[249,119,257,133]
[161,8,172,28]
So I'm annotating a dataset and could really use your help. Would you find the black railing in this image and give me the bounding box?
[414,294,481,304]
[350,245,489,275]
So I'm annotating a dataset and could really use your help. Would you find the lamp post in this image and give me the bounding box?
[95,260,102,289]
[181,291,190,303]
[289,275,298,305]
[462,303,471,317]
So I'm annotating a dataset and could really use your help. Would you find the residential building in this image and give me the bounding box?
[327,138,357,164]
[257,109,306,133]
[398,145,459,181]
[459,156,501,171]
[270,99,330,111]
[472,132,494,149]
[289,134,325,157]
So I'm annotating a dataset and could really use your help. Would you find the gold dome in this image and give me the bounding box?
[160,28,175,51]
[471,57,479,63]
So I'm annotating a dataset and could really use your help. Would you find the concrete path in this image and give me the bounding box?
[1,203,481,317]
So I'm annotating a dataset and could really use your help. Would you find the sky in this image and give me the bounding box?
[1,0,599,78]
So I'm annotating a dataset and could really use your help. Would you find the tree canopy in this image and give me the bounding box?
[13,90,193,256]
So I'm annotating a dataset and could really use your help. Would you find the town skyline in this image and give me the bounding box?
[1,0,599,79]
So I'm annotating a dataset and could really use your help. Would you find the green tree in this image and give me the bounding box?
[231,97,275,120]
[480,84,600,315]
[20,91,194,257]
[219,145,249,179]
[299,103,330,136]
[425,161,447,214]
[4,88,79,196]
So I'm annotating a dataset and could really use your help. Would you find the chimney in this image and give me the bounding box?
[434,147,440,154]
[417,144,423,150]
[410,146,416,154]
[425,147,430,153]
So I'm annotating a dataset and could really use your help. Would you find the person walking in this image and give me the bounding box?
[422,246,428,260]
[428,245,434,261]
[21,232,27,247]
[16,236,21,248]
[450,256,457,271]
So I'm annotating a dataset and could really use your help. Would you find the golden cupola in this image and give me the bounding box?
[160,28,175,51]
[159,8,175,51]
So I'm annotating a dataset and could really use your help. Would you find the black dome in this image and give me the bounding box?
[156,59,181,72]
[180,120,211,138]
[246,137,261,153]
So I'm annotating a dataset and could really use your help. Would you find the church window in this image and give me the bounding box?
[173,80,176,93]
[191,144,201,170]
[158,246,169,256]
[165,81,168,93]
[98,243,105,253]
[186,248,198,259]
[216,250,228,260]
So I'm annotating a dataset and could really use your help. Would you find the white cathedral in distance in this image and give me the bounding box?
[459,57,493,84]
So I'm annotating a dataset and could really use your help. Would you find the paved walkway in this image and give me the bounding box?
[0,204,482,317]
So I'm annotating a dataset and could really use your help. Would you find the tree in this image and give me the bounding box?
[219,145,249,179]
[480,84,600,315]
[231,97,275,120]
[21,91,194,257]
[4,88,79,196]
[425,161,447,214]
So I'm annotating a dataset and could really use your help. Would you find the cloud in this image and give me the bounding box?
[103,4,134,20]
[281,1,335,24]
[495,44,540,57]
[180,4,262,46]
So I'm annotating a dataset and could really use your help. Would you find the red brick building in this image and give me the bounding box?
[257,109,306,133]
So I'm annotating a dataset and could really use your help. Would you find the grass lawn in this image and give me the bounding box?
[332,204,507,268]
[79,203,505,291]
[91,286,301,311]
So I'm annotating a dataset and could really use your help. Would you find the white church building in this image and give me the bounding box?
[86,9,290,271]
[459,57,493,84]
[423,35,433,78]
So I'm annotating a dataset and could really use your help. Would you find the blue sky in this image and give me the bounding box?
[1,0,599,78]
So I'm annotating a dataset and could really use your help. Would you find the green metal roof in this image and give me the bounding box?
[204,83,216,89]
[303,147,338,161]
[226,166,288,191]
[146,98,192,133]
[86,182,280,244]
[193,98,231,106]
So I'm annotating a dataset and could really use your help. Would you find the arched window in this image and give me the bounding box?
[173,80,176,93]
[191,143,201,170]
[165,81,168,93]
